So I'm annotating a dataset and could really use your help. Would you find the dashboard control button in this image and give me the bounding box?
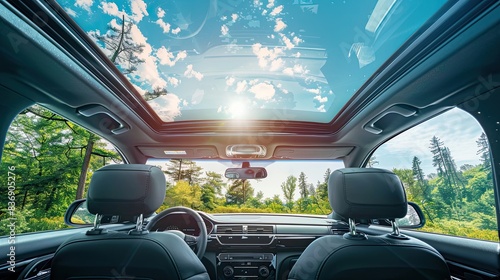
[223,266,234,277]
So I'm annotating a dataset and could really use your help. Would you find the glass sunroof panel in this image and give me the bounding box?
[58,0,447,123]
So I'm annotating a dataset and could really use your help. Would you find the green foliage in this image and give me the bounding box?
[281,175,297,208]
[376,134,498,241]
[163,180,202,209]
[226,179,254,205]
[0,106,119,235]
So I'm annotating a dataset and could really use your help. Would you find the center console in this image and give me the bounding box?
[217,253,275,280]
[212,225,276,280]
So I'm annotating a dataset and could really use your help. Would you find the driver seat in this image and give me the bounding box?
[51,164,210,280]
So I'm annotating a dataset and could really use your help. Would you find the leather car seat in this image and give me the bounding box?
[51,164,210,280]
[288,168,450,280]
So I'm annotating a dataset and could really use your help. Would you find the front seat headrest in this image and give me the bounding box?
[87,164,166,216]
[328,168,407,220]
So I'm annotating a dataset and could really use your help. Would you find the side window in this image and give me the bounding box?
[0,106,121,235]
[370,108,497,241]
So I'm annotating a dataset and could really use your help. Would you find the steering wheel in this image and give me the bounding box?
[145,206,207,259]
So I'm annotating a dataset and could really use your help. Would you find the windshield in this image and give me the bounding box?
[57,0,447,123]
[147,159,344,214]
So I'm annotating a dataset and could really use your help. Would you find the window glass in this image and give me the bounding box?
[147,159,344,215]
[370,108,497,241]
[0,106,121,235]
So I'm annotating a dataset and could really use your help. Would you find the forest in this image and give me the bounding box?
[0,107,497,242]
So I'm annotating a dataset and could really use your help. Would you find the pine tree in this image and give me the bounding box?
[317,168,331,199]
[93,15,144,74]
[298,172,308,199]
[477,132,491,172]
[165,159,202,185]
[412,156,428,199]
[226,180,254,205]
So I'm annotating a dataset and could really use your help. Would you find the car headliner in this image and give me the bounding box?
[0,0,499,167]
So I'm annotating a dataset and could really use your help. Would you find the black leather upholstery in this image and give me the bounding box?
[288,168,450,280]
[328,168,407,219]
[51,164,210,280]
[87,164,166,216]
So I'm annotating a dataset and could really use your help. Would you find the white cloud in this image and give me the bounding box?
[130,0,148,22]
[274,18,287,32]
[270,5,283,16]
[292,52,301,58]
[293,36,302,46]
[147,94,181,122]
[100,2,126,18]
[75,0,93,12]
[226,76,236,86]
[283,68,294,76]
[231,14,238,22]
[306,88,320,94]
[269,58,284,71]
[65,8,77,17]
[314,96,328,103]
[127,23,167,89]
[184,64,204,80]
[249,83,275,100]
[156,19,171,33]
[317,104,326,112]
[252,43,284,70]
[157,7,165,18]
[157,47,187,67]
[221,25,229,36]
[266,0,275,9]
[236,80,248,93]
[280,33,294,49]
[283,64,308,76]
[293,64,306,74]
[167,77,180,87]
[172,27,181,34]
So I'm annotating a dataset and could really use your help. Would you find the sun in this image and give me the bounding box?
[228,101,247,119]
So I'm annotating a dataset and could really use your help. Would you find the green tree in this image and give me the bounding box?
[93,15,144,74]
[200,171,224,210]
[165,159,202,185]
[476,132,491,173]
[0,107,119,234]
[298,172,308,199]
[164,180,201,209]
[226,180,254,205]
[317,168,331,199]
[281,175,297,208]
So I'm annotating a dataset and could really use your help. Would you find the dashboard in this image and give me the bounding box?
[146,211,349,280]
[148,212,214,235]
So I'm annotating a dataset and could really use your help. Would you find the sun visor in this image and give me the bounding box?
[273,146,353,159]
[138,146,219,159]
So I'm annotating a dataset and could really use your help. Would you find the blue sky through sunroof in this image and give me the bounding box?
[60,0,446,122]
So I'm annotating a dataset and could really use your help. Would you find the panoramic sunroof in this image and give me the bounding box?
[58,0,446,123]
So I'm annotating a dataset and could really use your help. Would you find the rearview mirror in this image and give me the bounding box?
[225,167,267,179]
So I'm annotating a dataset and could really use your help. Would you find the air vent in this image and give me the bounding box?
[217,225,243,234]
[247,225,274,234]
